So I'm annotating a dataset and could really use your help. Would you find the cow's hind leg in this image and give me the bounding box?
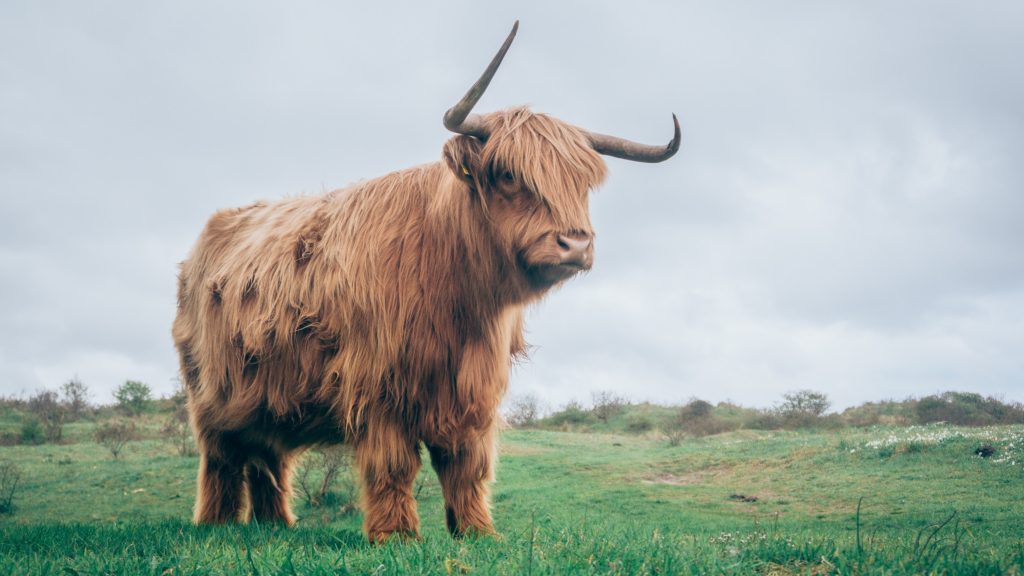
[194,432,248,524]
[247,449,297,525]
[428,428,497,538]
[356,422,422,542]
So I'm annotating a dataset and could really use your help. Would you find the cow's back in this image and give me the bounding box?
[173,167,446,441]
[174,194,337,434]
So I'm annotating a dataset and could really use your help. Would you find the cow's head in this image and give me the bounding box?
[441,22,680,294]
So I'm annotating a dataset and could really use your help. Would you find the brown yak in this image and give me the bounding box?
[172,21,679,542]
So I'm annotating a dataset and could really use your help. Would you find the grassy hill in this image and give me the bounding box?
[2,418,1022,574]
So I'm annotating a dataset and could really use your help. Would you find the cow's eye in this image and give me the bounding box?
[502,170,515,182]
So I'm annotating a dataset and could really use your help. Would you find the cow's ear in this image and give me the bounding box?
[443,135,485,192]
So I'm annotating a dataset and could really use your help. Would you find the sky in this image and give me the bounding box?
[1,1,1022,411]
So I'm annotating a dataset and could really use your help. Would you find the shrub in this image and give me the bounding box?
[915,395,950,424]
[162,416,196,457]
[779,390,830,417]
[688,416,737,437]
[27,389,65,443]
[94,420,137,460]
[162,380,197,457]
[840,400,917,427]
[817,413,846,430]
[770,390,831,429]
[0,461,21,515]
[666,398,739,441]
[591,390,626,424]
[506,393,542,428]
[20,417,45,445]
[984,396,1024,423]
[545,400,594,428]
[114,380,152,416]
[0,396,26,411]
[915,392,1024,426]
[60,377,90,421]
[680,399,713,420]
[625,415,653,434]
[665,427,687,447]
[296,446,357,512]
[743,410,785,430]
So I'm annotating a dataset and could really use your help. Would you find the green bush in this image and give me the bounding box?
[60,377,90,421]
[840,400,915,427]
[743,410,784,430]
[19,417,44,445]
[915,392,1024,426]
[679,399,713,420]
[591,391,626,423]
[663,398,739,443]
[162,379,197,457]
[545,401,594,428]
[94,420,138,460]
[27,389,64,443]
[688,417,738,437]
[296,446,357,512]
[777,390,831,428]
[114,380,152,417]
[625,415,653,434]
[779,390,831,417]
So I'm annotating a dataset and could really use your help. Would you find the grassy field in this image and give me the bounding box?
[2,416,1023,574]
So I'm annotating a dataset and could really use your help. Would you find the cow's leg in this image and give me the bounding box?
[427,329,508,538]
[355,422,422,542]
[428,427,497,538]
[194,432,249,524]
[247,449,296,525]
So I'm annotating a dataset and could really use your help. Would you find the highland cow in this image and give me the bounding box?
[172,21,680,542]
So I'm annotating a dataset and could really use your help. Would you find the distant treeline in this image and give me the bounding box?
[0,378,191,449]
[3,379,1022,449]
[505,390,1024,441]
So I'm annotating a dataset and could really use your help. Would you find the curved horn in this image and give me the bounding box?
[586,113,682,163]
[443,21,519,139]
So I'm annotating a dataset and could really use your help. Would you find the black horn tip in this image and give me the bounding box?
[669,113,682,152]
[585,112,683,163]
[502,21,520,54]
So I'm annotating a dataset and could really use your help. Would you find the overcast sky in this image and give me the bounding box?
[2,2,1022,411]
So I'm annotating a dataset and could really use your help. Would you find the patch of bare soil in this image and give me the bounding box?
[641,464,733,486]
[499,444,550,456]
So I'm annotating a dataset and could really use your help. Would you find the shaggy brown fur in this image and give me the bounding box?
[174,108,608,540]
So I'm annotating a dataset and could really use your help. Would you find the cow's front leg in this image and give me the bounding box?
[355,422,422,542]
[425,325,510,537]
[428,427,497,538]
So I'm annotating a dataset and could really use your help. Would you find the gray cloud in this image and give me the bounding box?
[2,1,1022,409]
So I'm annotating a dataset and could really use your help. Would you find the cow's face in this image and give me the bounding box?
[444,109,608,292]
[438,23,679,295]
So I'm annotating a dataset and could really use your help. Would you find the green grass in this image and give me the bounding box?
[2,424,1023,574]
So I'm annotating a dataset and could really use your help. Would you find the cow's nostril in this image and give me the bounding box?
[555,233,594,269]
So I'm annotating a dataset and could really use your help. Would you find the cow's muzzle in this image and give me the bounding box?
[555,233,594,271]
